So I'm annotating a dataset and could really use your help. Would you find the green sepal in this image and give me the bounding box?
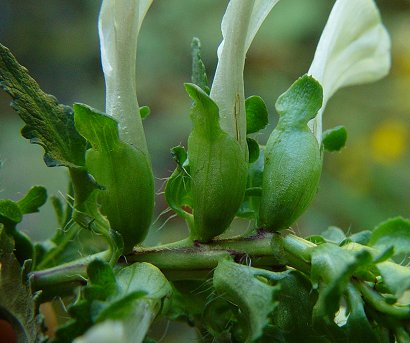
[16,185,47,214]
[245,95,268,134]
[185,83,247,241]
[191,37,210,94]
[0,43,86,167]
[259,75,323,230]
[74,103,154,252]
[322,125,347,152]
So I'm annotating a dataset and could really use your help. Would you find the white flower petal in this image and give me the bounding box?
[210,0,279,151]
[98,0,152,151]
[308,0,391,142]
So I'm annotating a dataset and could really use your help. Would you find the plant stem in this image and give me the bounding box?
[30,230,316,295]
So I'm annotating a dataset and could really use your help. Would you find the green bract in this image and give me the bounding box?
[74,103,154,253]
[186,83,247,242]
[259,75,323,230]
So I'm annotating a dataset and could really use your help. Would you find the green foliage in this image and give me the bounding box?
[0,43,86,168]
[191,37,210,94]
[259,75,323,230]
[245,95,269,134]
[74,103,154,253]
[55,260,171,343]
[0,226,44,343]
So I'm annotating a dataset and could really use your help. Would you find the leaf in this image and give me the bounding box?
[368,217,410,257]
[0,226,43,342]
[311,243,373,340]
[139,106,151,120]
[74,103,154,252]
[164,145,193,225]
[0,43,86,167]
[213,260,280,342]
[377,261,410,298]
[246,137,260,163]
[236,149,264,220]
[55,261,171,343]
[191,37,210,94]
[0,199,22,225]
[322,126,347,152]
[320,226,346,245]
[245,95,268,134]
[16,185,47,214]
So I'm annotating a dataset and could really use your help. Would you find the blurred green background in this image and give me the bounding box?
[0,1,409,245]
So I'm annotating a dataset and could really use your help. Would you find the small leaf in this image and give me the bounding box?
[0,43,86,167]
[322,126,347,152]
[247,137,260,163]
[0,199,22,225]
[191,37,209,94]
[245,95,268,134]
[0,226,44,342]
[213,260,280,342]
[320,226,346,245]
[16,185,47,214]
[139,106,150,120]
[377,261,410,298]
[368,217,410,257]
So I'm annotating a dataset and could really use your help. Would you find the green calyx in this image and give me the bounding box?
[74,103,154,253]
[259,75,323,230]
[185,83,247,242]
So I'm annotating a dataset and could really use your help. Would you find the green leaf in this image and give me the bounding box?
[368,217,410,257]
[139,106,151,120]
[0,226,43,342]
[320,226,346,245]
[322,126,347,152]
[237,149,264,220]
[245,95,268,134]
[377,261,410,298]
[165,146,193,225]
[74,103,154,252]
[246,137,260,163]
[213,260,280,342]
[191,37,209,94]
[56,261,171,343]
[311,243,373,340]
[0,43,86,167]
[16,185,47,214]
[0,199,22,225]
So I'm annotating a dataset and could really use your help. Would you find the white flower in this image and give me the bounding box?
[210,0,280,152]
[308,0,391,143]
[98,0,152,152]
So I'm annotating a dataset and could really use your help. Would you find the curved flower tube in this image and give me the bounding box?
[210,0,280,153]
[308,0,391,143]
[98,0,152,153]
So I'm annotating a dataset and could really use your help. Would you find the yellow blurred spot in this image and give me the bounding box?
[370,120,408,164]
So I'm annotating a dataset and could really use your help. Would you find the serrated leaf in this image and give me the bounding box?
[0,43,86,167]
[322,126,347,152]
[0,226,43,342]
[246,137,260,163]
[16,185,47,214]
[245,95,268,134]
[213,260,280,342]
[368,217,410,257]
[191,37,209,94]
